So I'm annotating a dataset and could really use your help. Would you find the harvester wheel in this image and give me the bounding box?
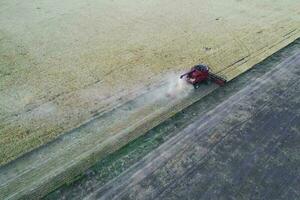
[194,84,200,89]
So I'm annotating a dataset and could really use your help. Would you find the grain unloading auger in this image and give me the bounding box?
[180,64,227,89]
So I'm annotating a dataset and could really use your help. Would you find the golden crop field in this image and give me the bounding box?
[0,0,299,167]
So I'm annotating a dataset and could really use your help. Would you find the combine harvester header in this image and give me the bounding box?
[180,64,227,89]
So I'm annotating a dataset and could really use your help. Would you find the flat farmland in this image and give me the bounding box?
[0,0,299,199]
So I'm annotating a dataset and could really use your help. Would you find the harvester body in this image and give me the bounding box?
[180,64,226,88]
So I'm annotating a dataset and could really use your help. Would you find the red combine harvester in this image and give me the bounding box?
[180,64,227,89]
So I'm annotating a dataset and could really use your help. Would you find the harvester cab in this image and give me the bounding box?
[180,64,226,89]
